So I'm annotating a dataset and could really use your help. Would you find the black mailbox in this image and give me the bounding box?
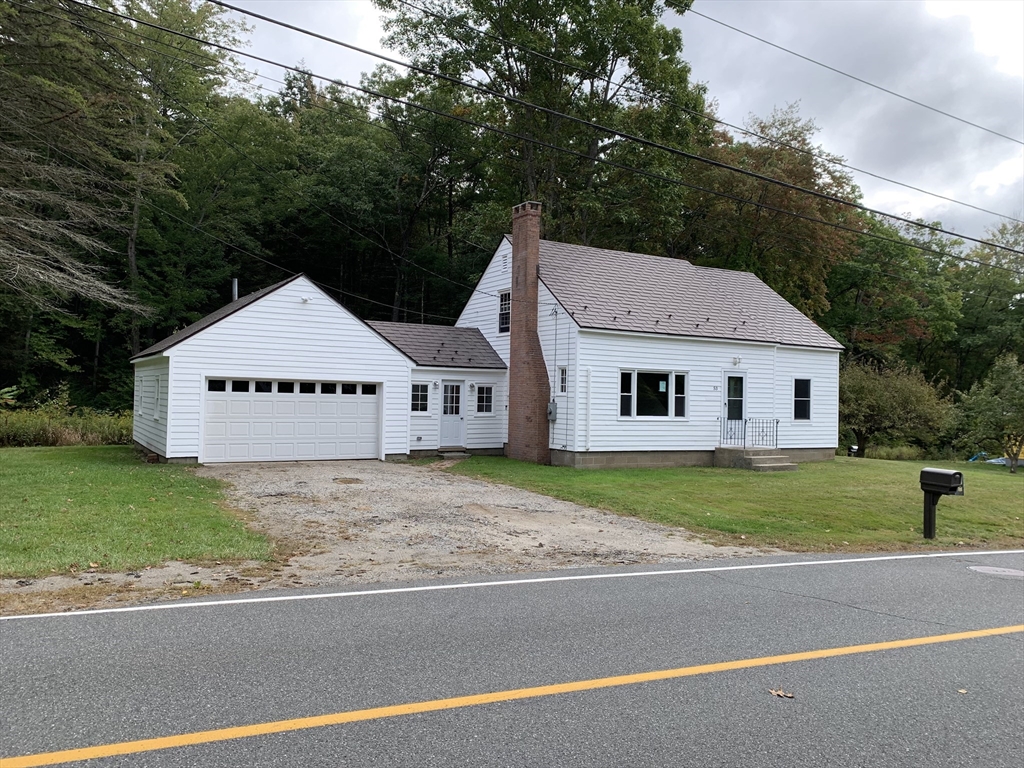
[919,468,964,539]
[920,468,964,496]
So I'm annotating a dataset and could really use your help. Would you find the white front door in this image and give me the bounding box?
[440,381,465,448]
[722,372,746,445]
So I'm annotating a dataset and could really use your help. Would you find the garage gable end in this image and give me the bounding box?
[163,275,414,461]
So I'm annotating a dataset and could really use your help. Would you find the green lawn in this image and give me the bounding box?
[0,446,271,578]
[449,456,1024,551]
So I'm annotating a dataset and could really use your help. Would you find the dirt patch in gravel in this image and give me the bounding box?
[1,459,761,615]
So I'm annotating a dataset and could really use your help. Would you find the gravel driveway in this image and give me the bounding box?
[2,459,756,614]
[194,459,755,586]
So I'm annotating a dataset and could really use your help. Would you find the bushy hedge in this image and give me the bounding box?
[0,386,132,447]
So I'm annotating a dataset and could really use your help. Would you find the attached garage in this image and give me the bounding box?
[202,379,380,462]
[131,275,414,463]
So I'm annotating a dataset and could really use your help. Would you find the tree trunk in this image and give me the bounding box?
[854,431,868,458]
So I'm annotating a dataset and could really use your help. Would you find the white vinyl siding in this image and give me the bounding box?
[573,331,839,453]
[405,367,506,451]
[456,237,512,364]
[132,356,169,457]
[537,281,579,451]
[776,348,839,449]
[163,277,412,461]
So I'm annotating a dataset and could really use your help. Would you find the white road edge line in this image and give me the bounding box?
[4,550,1022,621]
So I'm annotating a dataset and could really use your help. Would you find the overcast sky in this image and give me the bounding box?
[229,0,1024,245]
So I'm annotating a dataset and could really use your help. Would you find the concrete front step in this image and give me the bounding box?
[751,461,799,472]
[714,446,798,471]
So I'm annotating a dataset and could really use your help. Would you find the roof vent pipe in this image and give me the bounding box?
[231,278,238,302]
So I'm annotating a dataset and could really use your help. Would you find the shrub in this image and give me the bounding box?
[0,385,132,447]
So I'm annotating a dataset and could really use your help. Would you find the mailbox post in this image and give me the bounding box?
[919,468,964,539]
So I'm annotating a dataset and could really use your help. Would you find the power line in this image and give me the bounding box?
[203,0,1024,256]
[391,0,1022,226]
[50,0,1024,274]
[686,8,1024,146]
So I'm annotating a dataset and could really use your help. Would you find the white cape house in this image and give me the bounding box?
[133,202,842,467]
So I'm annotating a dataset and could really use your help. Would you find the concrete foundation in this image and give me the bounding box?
[549,447,835,470]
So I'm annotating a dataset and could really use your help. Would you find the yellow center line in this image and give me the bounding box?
[3,624,1021,768]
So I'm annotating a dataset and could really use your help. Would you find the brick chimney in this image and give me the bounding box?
[508,201,550,465]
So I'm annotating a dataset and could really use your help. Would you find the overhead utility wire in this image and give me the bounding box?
[202,0,1023,256]
[56,0,1023,274]
[62,11,867,282]
[392,0,1022,226]
[688,9,1024,147]
[12,26,911,291]
[50,0,529,309]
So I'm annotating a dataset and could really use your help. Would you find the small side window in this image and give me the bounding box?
[619,371,633,417]
[321,382,337,395]
[674,374,686,418]
[255,381,272,393]
[277,381,294,393]
[299,382,316,394]
[341,383,357,395]
[559,367,567,394]
[411,383,429,412]
[231,380,250,393]
[477,386,493,413]
[207,379,226,392]
[362,384,377,396]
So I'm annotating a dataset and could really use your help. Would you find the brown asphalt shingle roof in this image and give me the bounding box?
[529,238,843,350]
[131,275,302,361]
[368,322,506,369]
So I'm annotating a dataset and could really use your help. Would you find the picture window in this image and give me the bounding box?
[231,380,250,393]
[207,379,226,392]
[620,370,687,419]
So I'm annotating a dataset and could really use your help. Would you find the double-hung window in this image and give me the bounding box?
[794,379,811,420]
[498,291,511,333]
[619,370,687,418]
[558,367,567,394]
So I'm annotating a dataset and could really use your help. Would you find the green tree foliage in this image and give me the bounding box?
[374,0,711,247]
[821,217,961,362]
[676,106,863,317]
[954,354,1024,473]
[839,361,949,458]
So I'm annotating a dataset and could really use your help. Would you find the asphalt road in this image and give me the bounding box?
[2,550,1022,767]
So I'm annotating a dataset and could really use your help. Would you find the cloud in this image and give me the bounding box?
[674,0,1023,239]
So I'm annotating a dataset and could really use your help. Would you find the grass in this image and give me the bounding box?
[449,456,1024,552]
[0,446,271,578]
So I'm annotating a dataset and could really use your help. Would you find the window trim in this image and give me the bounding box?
[618,369,689,420]
[498,291,511,334]
[558,367,567,394]
[794,377,812,421]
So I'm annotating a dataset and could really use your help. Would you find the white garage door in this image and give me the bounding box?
[203,378,379,463]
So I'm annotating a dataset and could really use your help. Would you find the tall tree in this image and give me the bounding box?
[954,354,1024,473]
[374,0,710,245]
